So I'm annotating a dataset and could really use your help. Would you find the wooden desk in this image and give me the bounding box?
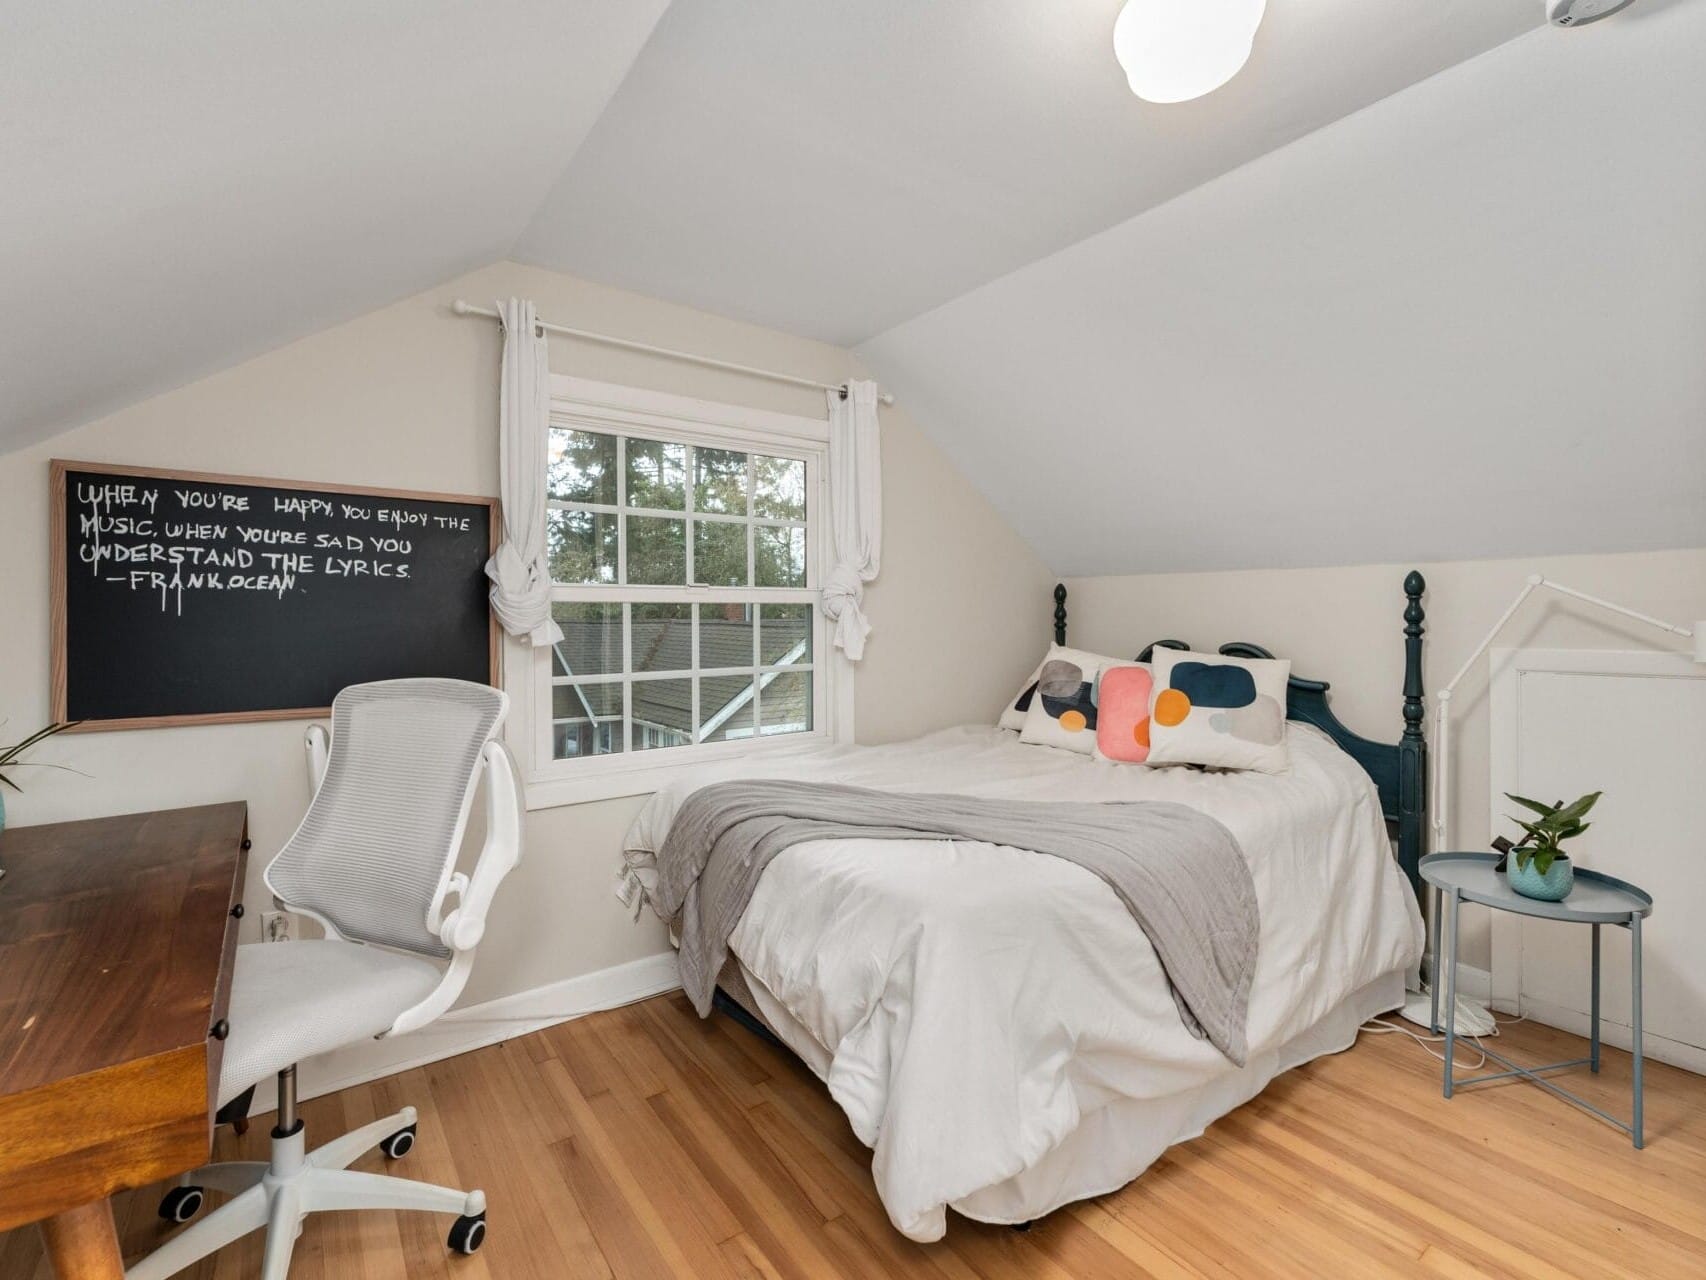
[0,804,248,1279]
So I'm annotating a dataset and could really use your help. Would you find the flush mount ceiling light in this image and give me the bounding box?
[1113,0,1268,104]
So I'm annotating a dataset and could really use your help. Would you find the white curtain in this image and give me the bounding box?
[484,298,563,646]
[822,379,882,660]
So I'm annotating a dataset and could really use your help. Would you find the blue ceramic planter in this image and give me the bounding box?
[1508,853,1574,902]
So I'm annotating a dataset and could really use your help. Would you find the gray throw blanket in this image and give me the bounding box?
[650,779,1260,1065]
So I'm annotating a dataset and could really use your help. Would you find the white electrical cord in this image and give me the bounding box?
[1361,1006,1528,1072]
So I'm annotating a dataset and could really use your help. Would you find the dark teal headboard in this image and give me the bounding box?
[1055,572,1429,900]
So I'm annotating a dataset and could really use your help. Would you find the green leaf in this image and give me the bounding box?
[1533,849,1557,876]
[0,772,21,793]
[0,721,78,769]
[3,723,66,757]
[1505,793,1557,817]
[1507,789,1601,854]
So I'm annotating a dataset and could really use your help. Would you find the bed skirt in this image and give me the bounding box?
[713,957,1406,1231]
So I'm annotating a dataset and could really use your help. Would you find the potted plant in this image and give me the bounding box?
[0,720,80,836]
[1503,790,1601,902]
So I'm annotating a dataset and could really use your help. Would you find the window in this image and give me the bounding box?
[517,377,847,806]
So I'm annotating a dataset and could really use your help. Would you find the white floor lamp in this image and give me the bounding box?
[1432,575,1704,852]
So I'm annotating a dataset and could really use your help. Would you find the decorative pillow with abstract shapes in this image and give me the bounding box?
[1092,663,1154,764]
[1000,645,1112,733]
[1145,649,1292,774]
[998,653,1047,731]
[1018,652,1102,754]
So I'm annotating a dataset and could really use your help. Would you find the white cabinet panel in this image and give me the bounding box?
[1491,650,1706,1073]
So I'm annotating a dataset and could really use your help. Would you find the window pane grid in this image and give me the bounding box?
[546,421,821,762]
[691,604,703,744]
[683,440,696,588]
[553,664,814,687]
[550,430,809,591]
[621,597,632,752]
[616,435,629,589]
[545,590,812,600]
[746,454,756,595]
[550,500,803,532]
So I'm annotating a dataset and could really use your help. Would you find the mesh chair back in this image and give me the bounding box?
[267,679,507,957]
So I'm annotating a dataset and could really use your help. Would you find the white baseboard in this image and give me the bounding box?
[1517,996,1706,1076]
[1430,960,1703,1075]
[250,950,681,1116]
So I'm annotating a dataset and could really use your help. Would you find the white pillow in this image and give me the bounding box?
[1145,649,1292,774]
[998,645,1108,732]
[1018,649,1106,754]
[997,654,1046,731]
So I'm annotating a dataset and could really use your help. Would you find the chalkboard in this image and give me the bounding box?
[52,461,499,730]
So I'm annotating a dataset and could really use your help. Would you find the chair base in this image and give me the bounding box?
[126,1104,485,1280]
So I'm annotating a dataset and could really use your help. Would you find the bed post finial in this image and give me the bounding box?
[1403,571,1426,740]
[1398,571,1428,896]
[1053,584,1068,646]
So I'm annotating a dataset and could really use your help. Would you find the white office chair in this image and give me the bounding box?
[128,679,523,1280]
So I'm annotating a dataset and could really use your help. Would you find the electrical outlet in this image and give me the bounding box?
[261,910,294,943]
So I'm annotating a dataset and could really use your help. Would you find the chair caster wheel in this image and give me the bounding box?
[448,1212,486,1255]
[379,1123,418,1160]
[159,1186,205,1224]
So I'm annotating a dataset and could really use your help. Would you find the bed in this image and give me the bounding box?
[620,572,1430,1242]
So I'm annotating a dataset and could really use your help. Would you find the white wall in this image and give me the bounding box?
[0,260,1051,1014]
[1062,548,1706,967]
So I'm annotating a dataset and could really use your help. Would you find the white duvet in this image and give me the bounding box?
[623,724,1423,1241]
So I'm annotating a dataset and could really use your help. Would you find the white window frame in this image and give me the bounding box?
[510,376,854,809]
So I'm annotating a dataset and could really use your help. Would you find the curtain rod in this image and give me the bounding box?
[451,300,893,406]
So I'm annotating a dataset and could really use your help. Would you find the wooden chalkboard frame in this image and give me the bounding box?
[50,460,500,732]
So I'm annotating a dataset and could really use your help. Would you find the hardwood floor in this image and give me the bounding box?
[4,994,1703,1278]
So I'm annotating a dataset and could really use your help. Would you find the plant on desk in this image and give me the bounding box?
[0,720,80,836]
[1503,790,1601,902]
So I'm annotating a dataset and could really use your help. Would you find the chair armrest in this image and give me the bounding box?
[436,740,522,952]
[305,723,330,791]
[386,739,524,1038]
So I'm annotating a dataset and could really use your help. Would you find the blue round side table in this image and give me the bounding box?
[1419,851,1654,1149]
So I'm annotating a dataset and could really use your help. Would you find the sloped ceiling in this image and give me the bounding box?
[0,0,669,452]
[9,0,1697,576]
[515,0,1537,346]
[859,3,1706,574]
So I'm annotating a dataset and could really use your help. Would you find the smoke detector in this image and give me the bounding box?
[1547,0,1637,25]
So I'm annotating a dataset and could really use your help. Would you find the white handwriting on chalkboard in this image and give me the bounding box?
[114,568,300,598]
[77,481,160,514]
[276,496,334,519]
[325,559,411,578]
[176,489,249,512]
[91,545,251,568]
[80,513,155,538]
[73,479,452,616]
